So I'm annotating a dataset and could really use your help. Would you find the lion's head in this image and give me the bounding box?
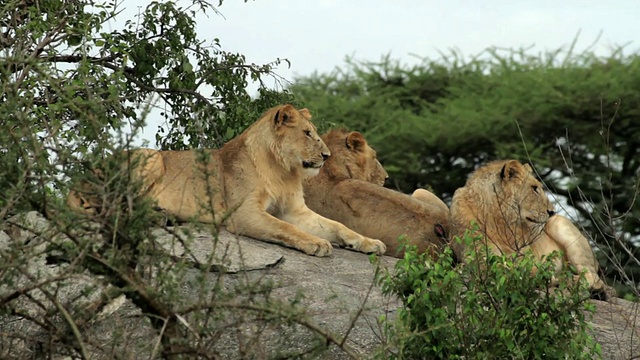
[319,129,388,186]
[461,159,556,242]
[494,160,556,229]
[256,104,330,177]
[451,159,557,252]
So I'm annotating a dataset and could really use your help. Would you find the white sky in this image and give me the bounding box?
[200,0,639,82]
[110,0,640,146]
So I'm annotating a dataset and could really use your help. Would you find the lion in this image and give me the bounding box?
[303,128,449,258]
[68,104,387,257]
[448,159,610,296]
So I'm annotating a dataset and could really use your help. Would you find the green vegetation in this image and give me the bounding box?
[375,231,600,359]
[0,1,325,358]
[291,48,640,296]
[0,0,294,216]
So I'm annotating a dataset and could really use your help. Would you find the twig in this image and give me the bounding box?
[51,296,90,359]
[149,316,170,360]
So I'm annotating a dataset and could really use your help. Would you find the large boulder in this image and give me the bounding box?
[0,211,638,359]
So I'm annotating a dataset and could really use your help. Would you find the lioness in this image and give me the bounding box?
[303,129,449,258]
[449,159,609,296]
[68,105,387,257]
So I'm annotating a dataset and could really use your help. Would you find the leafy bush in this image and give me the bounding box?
[0,1,346,358]
[375,230,600,359]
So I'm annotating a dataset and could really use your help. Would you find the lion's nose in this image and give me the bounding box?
[322,153,330,161]
[547,210,556,217]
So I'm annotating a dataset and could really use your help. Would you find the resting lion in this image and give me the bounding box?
[303,129,449,258]
[448,159,610,296]
[68,105,386,257]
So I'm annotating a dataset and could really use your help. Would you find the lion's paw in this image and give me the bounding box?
[362,238,387,255]
[301,239,333,257]
[583,273,616,301]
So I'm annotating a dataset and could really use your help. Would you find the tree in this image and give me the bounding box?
[0,1,349,358]
[291,48,640,295]
[0,0,299,215]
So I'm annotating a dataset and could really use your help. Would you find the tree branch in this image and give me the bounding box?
[44,54,213,105]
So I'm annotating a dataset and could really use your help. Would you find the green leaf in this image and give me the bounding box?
[67,35,82,46]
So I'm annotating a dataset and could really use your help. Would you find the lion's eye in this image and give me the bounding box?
[532,185,539,193]
[304,130,312,137]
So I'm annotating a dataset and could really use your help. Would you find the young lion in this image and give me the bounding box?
[449,159,610,296]
[303,129,449,258]
[68,105,386,257]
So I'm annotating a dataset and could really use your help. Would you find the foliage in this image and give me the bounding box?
[291,47,640,296]
[0,0,294,152]
[374,231,600,359]
[0,1,345,358]
[0,0,297,215]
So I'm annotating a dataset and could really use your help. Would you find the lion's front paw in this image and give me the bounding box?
[581,273,615,301]
[362,238,387,255]
[300,239,333,257]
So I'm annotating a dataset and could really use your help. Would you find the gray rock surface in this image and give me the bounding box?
[1,211,639,359]
[590,298,640,359]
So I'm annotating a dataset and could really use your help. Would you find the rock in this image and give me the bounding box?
[151,226,400,359]
[589,297,640,359]
[153,227,285,273]
[2,211,53,254]
[1,213,639,359]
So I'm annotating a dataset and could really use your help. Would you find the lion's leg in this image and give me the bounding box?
[279,206,386,255]
[411,188,449,213]
[411,189,449,213]
[544,215,605,291]
[229,208,334,257]
[67,149,165,216]
[528,243,563,287]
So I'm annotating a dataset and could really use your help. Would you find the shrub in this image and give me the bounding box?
[375,230,600,359]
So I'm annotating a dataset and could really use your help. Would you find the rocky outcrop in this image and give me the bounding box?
[1,211,639,359]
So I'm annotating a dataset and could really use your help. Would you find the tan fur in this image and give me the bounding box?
[449,159,608,294]
[303,129,449,258]
[411,188,449,215]
[68,105,386,257]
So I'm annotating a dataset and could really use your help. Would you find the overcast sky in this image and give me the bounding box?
[201,0,639,84]
[110,0,640,146]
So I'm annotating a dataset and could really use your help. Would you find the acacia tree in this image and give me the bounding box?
[291,49,640,295]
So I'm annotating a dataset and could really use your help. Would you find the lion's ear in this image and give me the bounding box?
[500,160,525,181]
[345,131,366,152]
[298,108,312,120]
[523,163,534,174]
[274,104,296,126]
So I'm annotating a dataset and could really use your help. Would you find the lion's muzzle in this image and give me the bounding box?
[303,160,324,169]
[302,150,330,169]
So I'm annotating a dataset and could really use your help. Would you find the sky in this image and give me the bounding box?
[108,0,640,146]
